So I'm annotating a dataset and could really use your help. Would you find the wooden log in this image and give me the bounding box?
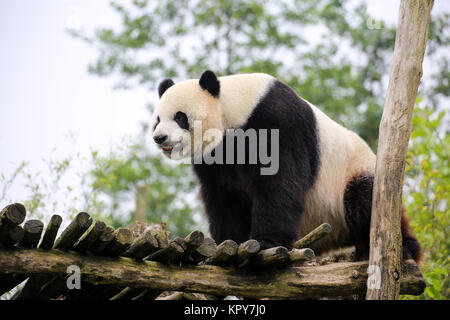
[73,220,106,253]
[90,225,115,254]
[14,215,63,299]
[367,0,434,300]
[12,275,49,300]
[0,274,27,296]
[183,292,217,300]
[13,216,62,299]
[0,203,26,242]
[190,238,217,264]
[19,220,44,248]
[1,225,25,247]
[0,248,426,299]
[145,237,186,263]
[110,287,143,300]
[183,230,204,251]
[156,291,184,300]
[250,246,289,267]
[289,248,315,263]
[293,223,331,249]
[103,228,134,256]
[148,223,170,247]
[180,230,204,263]
[39,215,63,250]
[204,240,238,265]
[234,239,261,268]
[131,288,164,300]
[53,212,92,250]
[122,228,159,259]
[25,213,90,299]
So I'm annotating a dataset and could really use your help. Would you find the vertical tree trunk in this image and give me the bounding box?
[367,0,433,300]
[134,185,148,222]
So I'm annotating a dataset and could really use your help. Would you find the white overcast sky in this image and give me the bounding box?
[0,0,449,207]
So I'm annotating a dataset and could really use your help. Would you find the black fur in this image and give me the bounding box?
[199,70,220,97]
[343,174,373,260]
[158,79,175,98]
[193,80,320,249]
[344,174,422,262]
[174,111,189,131]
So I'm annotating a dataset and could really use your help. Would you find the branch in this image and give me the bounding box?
[0,248,425,299]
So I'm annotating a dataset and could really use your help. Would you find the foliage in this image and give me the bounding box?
[0,149,113,228]
[401,101,449,300]
[71,0,449,150]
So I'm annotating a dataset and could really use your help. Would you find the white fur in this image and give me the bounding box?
[301,101,376,252]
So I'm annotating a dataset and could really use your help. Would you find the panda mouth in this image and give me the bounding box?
[161,142,183,155]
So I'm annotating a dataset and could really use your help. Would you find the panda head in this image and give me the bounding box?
[151,70,225,160]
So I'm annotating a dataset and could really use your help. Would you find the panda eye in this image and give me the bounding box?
[153,116,160,132]
[174,112,189,130]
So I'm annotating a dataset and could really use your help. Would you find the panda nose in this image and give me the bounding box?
[153,134,168,145]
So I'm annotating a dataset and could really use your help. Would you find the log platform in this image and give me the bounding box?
[0,203,425,300]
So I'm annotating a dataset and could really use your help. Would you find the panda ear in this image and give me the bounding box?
[199,70,220,98]
[158,79,175,98]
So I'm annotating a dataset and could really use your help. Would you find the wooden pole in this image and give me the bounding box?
[0,248,425,299]
[367,0,433,300]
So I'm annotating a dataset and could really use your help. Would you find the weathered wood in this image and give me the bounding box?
[289,248,315,263]
[0,248,425,299]
[110,287,143,300]
[234,239,261,268]
[183,230,204,251]
[73,220,106,253]
[122,228,160,259]
[39,215,62,250]
[14,216,63,299]
[204,240,238,265]
[250,246,290,267]
[1,225,25,247]
[0,203,26,225]
[19,220,44,248]
[90,225,115,254]
[13,217,62,300]
[53,212,92,250]
[156,291,184,300]
[0,203,26,242]
[367,0,434,300]
[103,227,134,257]
[131,288,163,300]
[180,230,204,263]
[190,238,217,264]
[145,237,186,263]
[293,223,331,249]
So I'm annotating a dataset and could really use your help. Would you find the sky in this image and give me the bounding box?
[0,0,449,209]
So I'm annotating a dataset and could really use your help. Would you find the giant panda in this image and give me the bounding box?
[151,70,422,263]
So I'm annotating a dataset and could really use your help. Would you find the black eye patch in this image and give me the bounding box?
[153,116,160,132]
[173,112,189,130]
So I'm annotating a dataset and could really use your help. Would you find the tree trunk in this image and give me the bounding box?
[134,185,148,222]
[367,0,434,300]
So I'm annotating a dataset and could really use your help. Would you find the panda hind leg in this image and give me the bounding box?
[344,174,423,264]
